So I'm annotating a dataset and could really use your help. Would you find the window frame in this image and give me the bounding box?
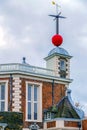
[0,80,8,111]
[60,59,66,71]
[26,81,42,122]
[44,112,51,120]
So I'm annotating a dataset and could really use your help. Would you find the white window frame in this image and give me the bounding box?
[0,80,8,111]
[60,59,66,71]
[44,112,51,120]
[26,81,42,122]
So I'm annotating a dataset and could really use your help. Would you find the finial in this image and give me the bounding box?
[22,57,26,64]
[49,1,66,47]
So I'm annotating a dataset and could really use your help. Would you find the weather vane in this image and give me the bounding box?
[49,1,66,47]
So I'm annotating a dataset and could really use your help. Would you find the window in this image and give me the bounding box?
[60,59,66,71]
[44,112,51,120]
[0,82,8,111]
[26,82,42,122]
[60,59,66,78]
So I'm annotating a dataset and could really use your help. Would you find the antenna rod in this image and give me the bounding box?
[55,3,59,34]
[56,18,59,34]
[49,1,66,34]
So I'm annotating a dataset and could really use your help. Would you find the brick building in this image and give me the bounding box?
[0,46,87,130]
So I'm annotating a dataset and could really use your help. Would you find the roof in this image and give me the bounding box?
[0,63,72,83]
[48,47,70,56]
[44,47,72,60]
[66,89,84,119]
[44,89,84,119]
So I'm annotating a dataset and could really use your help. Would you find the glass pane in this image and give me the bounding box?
[28,102,31,119]
[1,102,5,111]
[1,85,5,100]
[28,85,31,101]
[60,60,65,70]
[47,112,51,119]
[34,86,37,101]
[34,103,37,120]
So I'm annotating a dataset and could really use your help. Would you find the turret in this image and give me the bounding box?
[44,47,72,79]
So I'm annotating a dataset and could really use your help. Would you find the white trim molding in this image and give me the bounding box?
[26,81,42,122]
[0,80,8,111]
[12,77,22,112]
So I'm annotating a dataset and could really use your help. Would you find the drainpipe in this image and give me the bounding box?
[52,79,54,105]
[8,74,13,111]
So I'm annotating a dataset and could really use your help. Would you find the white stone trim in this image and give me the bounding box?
[13,76,20,80]
[19,75,72,84]
[0,80,8,111]
[66,59,70,78]
[13,92,21,96]
[12,77,22,112]
[13,82,21,85]
[13,98,20,101]
[13,84,21,88]
[44,122,47,129]
[12,108,20,112]
[2,73,72,84]
[13,90,21,93]
[13,87,20,90]
[13,103,20,107]
[56,120,64,128]
[26,81,42,122]
[13,100,21,104]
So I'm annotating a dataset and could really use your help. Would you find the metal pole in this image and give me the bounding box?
[56,3,59,34]
[52,79,54,105]
[49,2,65,35]
[56,18,59,34]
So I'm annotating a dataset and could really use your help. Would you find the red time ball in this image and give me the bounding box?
[52,34,63,46]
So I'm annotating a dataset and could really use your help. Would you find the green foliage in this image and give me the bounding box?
[50,105,58,113]
[0,112,23,130]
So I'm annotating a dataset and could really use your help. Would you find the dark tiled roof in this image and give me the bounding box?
[44,89,84,119]
[55,96,80,119]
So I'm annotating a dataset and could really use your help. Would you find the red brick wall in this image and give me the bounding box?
[54,83,65,105]
[47,121,56,128]
[42,82,52,109]
[42,82,65,109]
[20,78,66,128]
[0,77,66,129]
[64,121,78,127]
[82,119,87,130]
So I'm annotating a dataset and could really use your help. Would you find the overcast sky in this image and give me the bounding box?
[0,0,87,115]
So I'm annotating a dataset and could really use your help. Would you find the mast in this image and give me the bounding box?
[49,1,66,34]
[49,1,66,47]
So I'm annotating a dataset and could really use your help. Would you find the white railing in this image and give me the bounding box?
[0,63,55,76]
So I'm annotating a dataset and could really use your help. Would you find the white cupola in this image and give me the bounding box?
[44,47,72,79]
